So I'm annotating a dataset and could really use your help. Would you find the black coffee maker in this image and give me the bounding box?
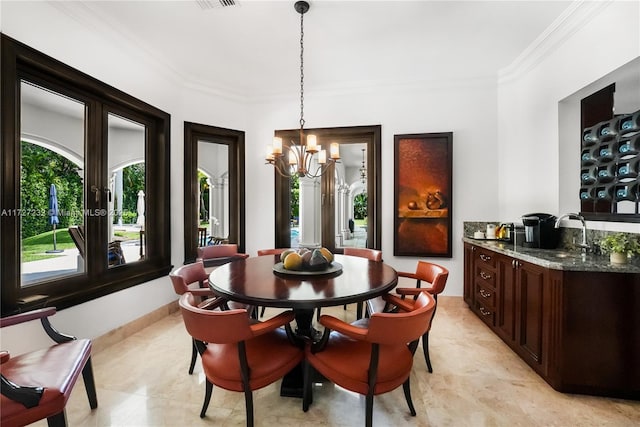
[521,213,560,249]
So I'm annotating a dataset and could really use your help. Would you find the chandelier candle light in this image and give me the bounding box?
[266,1,340,178]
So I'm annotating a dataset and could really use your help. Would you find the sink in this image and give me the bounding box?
[554,252,573,258]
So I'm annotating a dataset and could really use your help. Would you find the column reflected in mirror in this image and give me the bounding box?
[333,142,368,250]
[197,140,229,247]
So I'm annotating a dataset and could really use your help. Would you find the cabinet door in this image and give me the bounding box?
[463,243,474,306]
[517,260,547,369]
[496,254,517,344]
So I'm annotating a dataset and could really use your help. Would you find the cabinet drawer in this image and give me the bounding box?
[474,300,495,325]
[475,264,496,287]
[474,281,496,309]
[473,248,496,269]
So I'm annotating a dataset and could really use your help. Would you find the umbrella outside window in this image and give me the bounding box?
[46,183,63,253]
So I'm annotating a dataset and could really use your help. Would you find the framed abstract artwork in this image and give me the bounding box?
[394,132,453,257]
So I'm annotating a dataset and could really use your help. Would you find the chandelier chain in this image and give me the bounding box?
[299,10,305,129]
[266,2,339,179]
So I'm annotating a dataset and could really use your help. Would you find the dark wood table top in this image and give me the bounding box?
[208,254,398,310]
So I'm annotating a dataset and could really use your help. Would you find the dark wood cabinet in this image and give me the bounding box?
[495,253,516,343]
[548,269,640,398]
[514,260,548,374]
[463,243,474,305]
[493,253,548,375]
[464,242,640,399]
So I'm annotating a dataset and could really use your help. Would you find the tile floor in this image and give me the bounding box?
[34,297,640,426]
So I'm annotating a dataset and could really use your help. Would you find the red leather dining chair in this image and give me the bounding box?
[342,248,383,320]
[179,292,303,427]
[303,292,436,427]
[0,307,98,427]
[343,247,382,262]
[196,243,249,267]
[255,249,289,317]
[257,248,288,256]
[367,260,449,373]
[169,260,255,374]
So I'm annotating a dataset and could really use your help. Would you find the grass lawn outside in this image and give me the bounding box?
[113,230,140,240]
[22,227,140,262]
[21,229,75,262]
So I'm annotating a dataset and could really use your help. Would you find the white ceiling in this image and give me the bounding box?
[61,0,573,99]
[20,0,575,169]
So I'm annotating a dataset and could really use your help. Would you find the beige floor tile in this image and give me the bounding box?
[41,297,639,426]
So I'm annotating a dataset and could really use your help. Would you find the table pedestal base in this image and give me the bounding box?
[280,308,324,397]
[292,308,317,340]
[280,364,304,398]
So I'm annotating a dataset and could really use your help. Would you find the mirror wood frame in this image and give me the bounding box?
[274,125,382,252]
[184,122,245,263]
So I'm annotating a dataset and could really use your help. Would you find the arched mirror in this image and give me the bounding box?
[184,122,245,263]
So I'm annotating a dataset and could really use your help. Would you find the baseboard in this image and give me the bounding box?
[90,296,463,353]
[91,299,179,353]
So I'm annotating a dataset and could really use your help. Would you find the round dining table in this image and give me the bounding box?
[208,253,398,397]
[208,253,398,339]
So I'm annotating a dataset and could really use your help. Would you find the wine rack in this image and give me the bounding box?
[580,109,640,214]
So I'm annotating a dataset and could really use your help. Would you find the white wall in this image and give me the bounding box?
[246,80,500,296]
[4,0,639,354]
[0,1,247,354]
[498,1,640,231]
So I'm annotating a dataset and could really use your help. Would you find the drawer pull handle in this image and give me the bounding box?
[479,307,492,316]
[480,271,492,280]
[480,254,491,262]
[479,289,492,298]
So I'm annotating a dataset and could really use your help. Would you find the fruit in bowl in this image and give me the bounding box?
[282,252,303,270]
[281,247,333,271]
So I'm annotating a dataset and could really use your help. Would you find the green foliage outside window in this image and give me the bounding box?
[122,163,145,218]
[20,141,146,237]
[290,174,299,221]
[20,141,83,238]
[199,172,210,222]
[354,192,367,220]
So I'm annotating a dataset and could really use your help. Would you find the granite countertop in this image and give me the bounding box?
[462,237,640,273]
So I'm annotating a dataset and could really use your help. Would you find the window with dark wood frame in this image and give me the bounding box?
[1,34,172,314]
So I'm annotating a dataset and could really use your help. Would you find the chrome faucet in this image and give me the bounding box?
[555,213,589,253]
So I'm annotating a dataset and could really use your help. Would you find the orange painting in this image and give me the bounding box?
[394,133,452,257]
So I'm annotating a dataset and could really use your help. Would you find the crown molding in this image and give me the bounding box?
[50,1,543,105]
[50,2,181,86]
[50,1,249,103]
[498,0,613,85]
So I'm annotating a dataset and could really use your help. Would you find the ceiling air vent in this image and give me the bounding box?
[196,0,237,9]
